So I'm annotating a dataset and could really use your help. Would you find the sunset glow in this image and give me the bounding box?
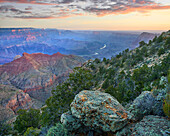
[0,0,170,30]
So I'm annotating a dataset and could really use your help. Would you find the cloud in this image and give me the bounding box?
[10,15,55,19]
[83,1,170,16]
[25,6,32,10]
[0,0,170,19]
[0,5,31,14]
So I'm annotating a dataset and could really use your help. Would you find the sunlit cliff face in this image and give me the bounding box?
[0,0,170,30]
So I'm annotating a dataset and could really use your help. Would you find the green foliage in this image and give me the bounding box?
[105,86,117,97]
[136,48,140,54]
[103,57,107,62]
[116,53,122,58]
[24,127,41,136]
[168,70,170,83]
[47,123,69,136]
[89,63,95,70]
[148,40,152,45]
[125,48,129,53]
[153,36,157,42]
[163,94,170,118]
[0,122,17,136]
[41,67,97,126]
[99,66,106,74]
[156,34,163,43]
[132,64,150,83]
[165,37,170,45]
[94,58,100,64]
[159,53,170,76]
[150,46,156,54]
[139,41,146,47]
[102,78,109,89]
[14,108,40,134]
[158,48,165,56]
[141,46,147,53]
[163,70,170,118]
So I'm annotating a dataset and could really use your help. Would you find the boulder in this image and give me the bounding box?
[61,111,81,131]
[131,115,170,136]
[116,123,135,136]
[70,90,132,132]
[61,111,91,134]
[128,91,165,121]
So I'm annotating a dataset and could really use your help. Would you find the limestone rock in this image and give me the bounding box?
[131,115,170,136]
[70,90,132,132]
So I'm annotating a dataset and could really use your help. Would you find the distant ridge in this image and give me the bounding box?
[131,32,159,48]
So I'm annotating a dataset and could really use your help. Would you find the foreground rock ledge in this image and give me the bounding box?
[132,115,170,136]
[68,90,132,132]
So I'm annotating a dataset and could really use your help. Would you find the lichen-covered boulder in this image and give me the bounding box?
[128,91,164,121]
[70,90,132,132]
[131,115,170,136]
[116,123,136,136]
[61,111,81,131]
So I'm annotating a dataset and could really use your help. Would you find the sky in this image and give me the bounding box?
[0,0,170,30]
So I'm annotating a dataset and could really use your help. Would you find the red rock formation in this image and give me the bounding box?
[0,52,85,102]
[0,52,71,75]
[6,90,33,113]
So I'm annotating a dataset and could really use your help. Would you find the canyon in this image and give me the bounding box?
[0,28,159,65]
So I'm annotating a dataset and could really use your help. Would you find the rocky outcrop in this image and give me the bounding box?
[0,52,85,102]
[128,91,165,121]
[6,90,33,113]
[61,90,132,133]
[131,115,170,136]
